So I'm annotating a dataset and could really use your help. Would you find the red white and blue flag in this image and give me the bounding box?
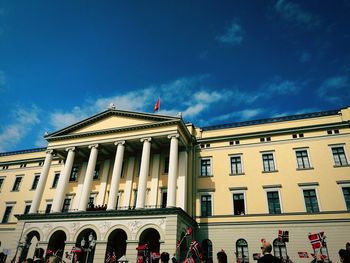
[190,240,202,260]
[298,252,309,258]
[278,230,289,242]
[308,232,325,249]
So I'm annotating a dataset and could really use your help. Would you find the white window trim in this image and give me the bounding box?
[230,190,247,215]
[261,151,277,172]
[199,157,213,176]
[264,188,283,214]
[299,185,322,212]
[294,147,312,169]
[200,192,214,216]
[228,154,244,175]
[329,144,349,166]
[338,182,350,211]
[63,195,74,211]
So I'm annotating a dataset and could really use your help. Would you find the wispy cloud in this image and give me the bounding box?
[275,0,321,29]
[216,22,244,45]
[0,106,40,152]
[262,77,300,95]
[318,75,350,104]
[212,108,265,123]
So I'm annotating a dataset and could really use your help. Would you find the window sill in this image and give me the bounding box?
[296,167,314,171]
[229,173,245,176]
[69,180,77,183]
[334,164,350,168]
[11,190,20,192]
[262,170,279,173]
[199,175,214,178]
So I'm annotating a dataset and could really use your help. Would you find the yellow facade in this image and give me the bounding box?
[0,107,349,263]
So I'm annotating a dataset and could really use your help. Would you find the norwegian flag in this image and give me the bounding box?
[183,257,195,263]
[278,230,289,242]
[298,252,309,258]
[308,232,325,249]
[190,240,202,260]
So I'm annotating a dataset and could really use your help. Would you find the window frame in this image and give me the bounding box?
[200,157,212,177]
[235,239,249,263]
[272,238,288,259]
[229,154,244,175]
[231,190,247,215]
[163,156,169,174]
[265,188,283,214]
[62,197,72,213]
[338,182,350,211]
[51,172,60,188]
[200,192,213,217]
[330,144,349,167]
[69,166,79,182]
[31,174,40,190]
[294,148,312,169]
[261,151,277,172]
[300,186,321,213]
[93,163,101,180]
[12,176,23,191]
[24,202,31,215]
[0,176,5,192]
[2,205,13,223]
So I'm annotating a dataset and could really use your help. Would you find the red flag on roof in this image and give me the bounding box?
[154,98,160,112]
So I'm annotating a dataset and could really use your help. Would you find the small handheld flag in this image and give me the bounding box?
[298,252,309,258]
[278,230,289,242]
[308,232,325,249]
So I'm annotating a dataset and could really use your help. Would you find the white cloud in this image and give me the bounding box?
[318,75,350,103]
[0,106,40,152]
[216,22,244,45]
[210,108,264,123]
[275,0,321,29]
[263,79,300,95]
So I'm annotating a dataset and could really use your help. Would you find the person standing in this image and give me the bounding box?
[217,250,227,263]
[258,242,282,263]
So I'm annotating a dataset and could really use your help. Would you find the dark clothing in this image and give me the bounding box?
[258,254,283,263]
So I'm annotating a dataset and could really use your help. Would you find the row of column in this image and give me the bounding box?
[29,134,180,214]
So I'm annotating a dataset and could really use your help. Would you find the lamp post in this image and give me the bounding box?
[81,233,96,263]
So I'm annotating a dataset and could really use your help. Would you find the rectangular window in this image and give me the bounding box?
[62,198,71,213]
[200,158,212,176]
[230,155,243,175]
[342,187,350,211]
[267,191,281,214]
[52,173,60,188]
[161,190,167,208]
[69,166,79,181]
[2,206,13,223]
[201,195,212,216]
[332,146,348,166]
[0,177,4,190]
[164,156,169,174]
[296,150,311,169]
[262,153,276,172]
[24,204,31,215]
[12,177,22,191]
[233,193,245,215]
[31,175,40,190]
[303,189,319,213]
[45,204,52,214]
[93,164,101,180]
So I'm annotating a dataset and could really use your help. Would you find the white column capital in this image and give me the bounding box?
[140,137,152,143]
[66,147,75,152]
[167,134,179,139]
[88,144,99,149]
[114,141,125,146]
[46,149,54,154]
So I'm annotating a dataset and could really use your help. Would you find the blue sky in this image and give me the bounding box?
[0,0,350,152]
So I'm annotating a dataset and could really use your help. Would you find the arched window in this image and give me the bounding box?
[273,239,287,259]
[201,239,213,262]
[236,239,249,262]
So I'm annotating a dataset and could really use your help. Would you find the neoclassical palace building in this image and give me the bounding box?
[0,106,349,262]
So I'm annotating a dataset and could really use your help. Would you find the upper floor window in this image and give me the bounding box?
[2,165,9,170]
[200,194,212,216]
[0,177,4,191]
[24,204,31,215]
[303,189,320,213]
[200,158,212,177]
[273,239,287,259]
[62,198,71,213]
[236,239,249,263]
[331,146,348,166]
[342,187,350,211]
[230,155,243,175]
[45,203,52,214]
[31,174,40,190]
[20,163,27,168]
[233,193,245,215]
[93,164,101,180]
[267,191,281,214]
[164,156,169,174]
[69,166,79,181]
[295,149,311,169]
[12,176,23,191]
[52,173,60,188]
[2,206,13,223]
[262,152,276,172]
[161,189,167,208]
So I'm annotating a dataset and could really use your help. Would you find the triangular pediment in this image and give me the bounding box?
[46,109,180,139]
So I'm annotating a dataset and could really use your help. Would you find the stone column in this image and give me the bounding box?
[51,147,75,213]
[136,138,151,209]
[107,141,125,210]
[167,134,179,208]
[78,144,99,211]
[29,150,54,213]
[177,150,188,211]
